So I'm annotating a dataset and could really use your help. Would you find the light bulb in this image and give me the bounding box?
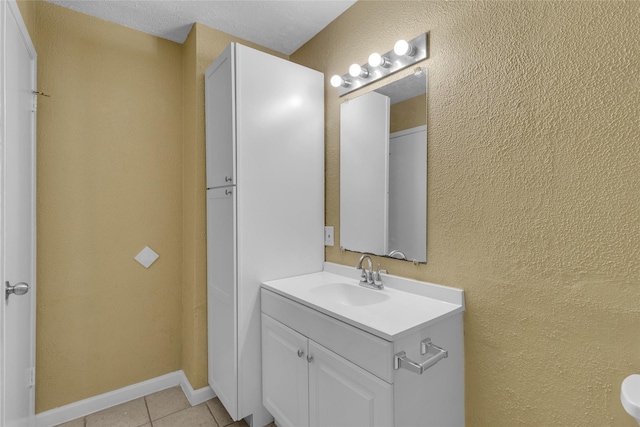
[330,75,349,88]
[349,63,369,78]
[368,52,390,68]
[393,39,416,57]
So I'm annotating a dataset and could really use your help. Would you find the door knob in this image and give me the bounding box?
[297,349,304,358]
[306,354,313,363]
[5,281,29,301]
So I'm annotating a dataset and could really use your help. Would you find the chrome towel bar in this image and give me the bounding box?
[394,338,448,375]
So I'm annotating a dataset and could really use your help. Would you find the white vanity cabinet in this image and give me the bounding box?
[261,266,465,427]
[262,313,393,427]
[261,314,309,427]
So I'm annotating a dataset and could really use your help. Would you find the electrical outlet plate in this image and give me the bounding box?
[324,226,334,246]
[135,246,159,268]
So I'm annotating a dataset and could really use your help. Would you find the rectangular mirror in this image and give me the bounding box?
[340,70,427,263]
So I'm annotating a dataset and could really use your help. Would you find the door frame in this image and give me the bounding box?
[0,0,38,423]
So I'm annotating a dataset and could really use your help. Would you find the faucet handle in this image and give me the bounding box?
[375,263,388,275]
[373,264,387,287]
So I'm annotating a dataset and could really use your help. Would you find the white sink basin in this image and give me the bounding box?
[262,264,465,341]
[310,283,390,306]
[622,374,640,424]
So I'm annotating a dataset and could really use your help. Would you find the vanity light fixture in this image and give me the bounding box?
[368,52,391,68]
[349,63,369,78]
[331,33,428,96]
[393,39,417,57]
[330,74,350,88]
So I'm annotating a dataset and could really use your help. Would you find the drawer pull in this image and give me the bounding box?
[394,338,447,375]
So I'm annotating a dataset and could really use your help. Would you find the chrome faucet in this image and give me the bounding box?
[356,254,385,290]
[388,250,407,260]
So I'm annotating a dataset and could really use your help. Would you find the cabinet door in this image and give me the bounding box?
[207,187,238,418]
[261,314,309,427]
[308,341,393,427]
[205,43,235,188]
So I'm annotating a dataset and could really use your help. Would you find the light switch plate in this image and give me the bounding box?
[324,226,334,246]
[135,246,159,268]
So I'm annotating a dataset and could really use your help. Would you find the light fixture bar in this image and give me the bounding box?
[335,33,428,96]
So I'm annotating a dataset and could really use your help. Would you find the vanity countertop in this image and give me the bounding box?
[261,263,465,341]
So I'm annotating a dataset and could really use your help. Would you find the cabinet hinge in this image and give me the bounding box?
[28,367,35,387]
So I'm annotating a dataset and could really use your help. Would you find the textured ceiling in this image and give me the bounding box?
[43,0,356,55]
[375,71,427,105]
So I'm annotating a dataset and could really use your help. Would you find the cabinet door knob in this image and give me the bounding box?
[5,281,29,301]
[297,349,304,358]
[306,354,313,363]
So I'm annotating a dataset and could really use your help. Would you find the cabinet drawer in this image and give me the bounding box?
[261,288,394,383]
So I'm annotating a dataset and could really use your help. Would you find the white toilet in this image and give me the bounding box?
[622,374,640,425]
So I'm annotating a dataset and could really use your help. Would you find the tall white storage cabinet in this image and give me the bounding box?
[205,43,324,427]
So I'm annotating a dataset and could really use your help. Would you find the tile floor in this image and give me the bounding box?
[55,386,277,427]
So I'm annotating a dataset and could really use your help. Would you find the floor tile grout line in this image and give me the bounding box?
[143,395,153,426]
[203,401,220,427]
[150,406,196,425]
[56,387,236,427]
[146,387,196,423]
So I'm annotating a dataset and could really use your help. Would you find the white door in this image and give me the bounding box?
[205,44,235,189]
[388,126,427,262]
[261,314,309,427]
[0,1,37,427]
[206,187,238,418]
[308,342,393,427]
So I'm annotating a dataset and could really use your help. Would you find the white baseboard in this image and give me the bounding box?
[178,370,216,406]
[36,370,215,427]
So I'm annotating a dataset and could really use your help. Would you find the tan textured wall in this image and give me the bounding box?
[292,1,640,426]
[34,2,183,412]
[390,94,426,133]
[15,0,36,38]
[181,23,287,389]
[181,24,202,391]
